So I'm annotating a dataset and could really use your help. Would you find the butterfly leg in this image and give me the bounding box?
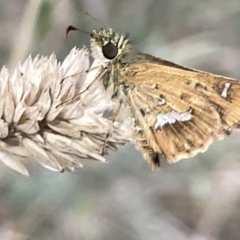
[59,65,107,106]
[100,100,122,156]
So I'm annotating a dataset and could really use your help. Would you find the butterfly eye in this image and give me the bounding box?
[102,42,118,60]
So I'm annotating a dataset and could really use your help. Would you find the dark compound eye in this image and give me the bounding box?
[102,42,118,60]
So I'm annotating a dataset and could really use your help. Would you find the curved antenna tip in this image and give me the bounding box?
[65,25,79,38]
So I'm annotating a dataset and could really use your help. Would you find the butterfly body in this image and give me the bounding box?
[90,28,240,169]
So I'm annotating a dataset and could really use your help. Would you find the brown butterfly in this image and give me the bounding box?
[68,26,240,169]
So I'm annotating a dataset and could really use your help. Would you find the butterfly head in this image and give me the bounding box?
[90,28,131,65]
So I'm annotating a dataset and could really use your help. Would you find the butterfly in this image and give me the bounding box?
[67,25,240,169]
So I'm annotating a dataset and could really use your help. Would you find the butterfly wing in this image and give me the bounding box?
[123,60,240,167]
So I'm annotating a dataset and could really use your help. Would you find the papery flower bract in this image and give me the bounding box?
[0,47,132,176]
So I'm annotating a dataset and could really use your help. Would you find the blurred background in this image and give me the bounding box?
[1,0,240,239]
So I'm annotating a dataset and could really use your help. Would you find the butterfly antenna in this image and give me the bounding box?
[65,25,91,38]
[79,8,106,29]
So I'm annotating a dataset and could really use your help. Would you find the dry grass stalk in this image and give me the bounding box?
[0,47,132,176]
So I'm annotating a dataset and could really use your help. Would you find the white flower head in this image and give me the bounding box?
[0,47,132,176]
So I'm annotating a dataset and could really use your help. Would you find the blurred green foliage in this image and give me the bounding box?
[33,0,57,50]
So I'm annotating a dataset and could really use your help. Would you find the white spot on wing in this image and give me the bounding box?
[154,109,192,129]
[221,83,231,98]
[158,98,166,106]
[150,84,158,89]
